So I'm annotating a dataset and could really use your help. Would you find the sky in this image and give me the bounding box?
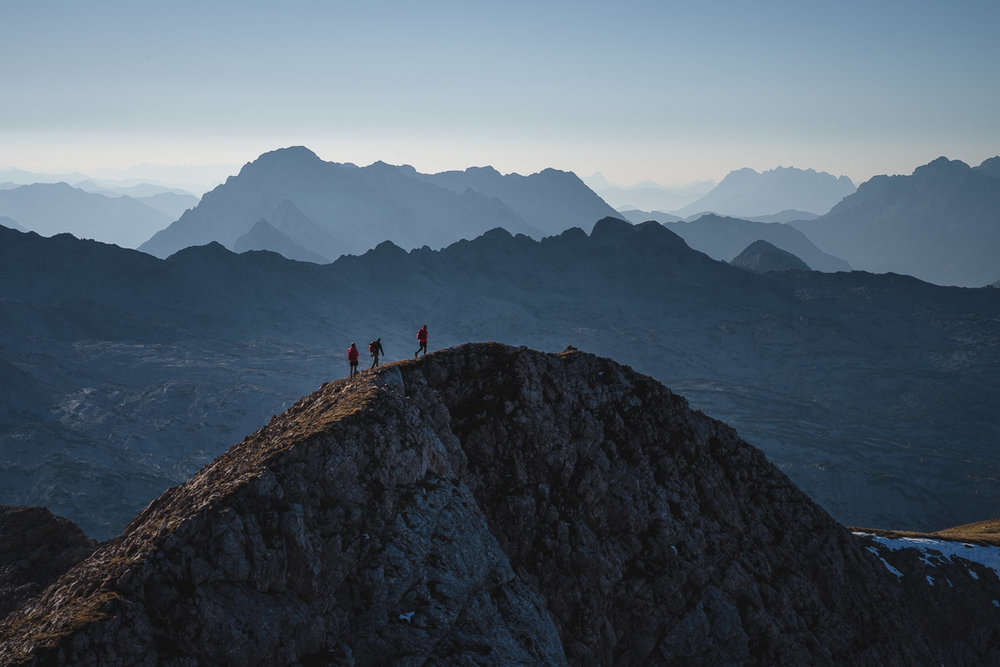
[2,0,999,191]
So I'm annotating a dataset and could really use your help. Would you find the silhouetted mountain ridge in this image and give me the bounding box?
[140,146,619,262]
[659,213,849,271]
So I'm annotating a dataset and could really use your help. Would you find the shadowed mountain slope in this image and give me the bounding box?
[0,506,97,621]
[4,345,997,665]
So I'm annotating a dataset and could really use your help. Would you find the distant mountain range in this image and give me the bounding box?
[627,213,849,272]
[2,221,997,539]
[673,166,856,218]
[793,156,1000,287]
[583,172,716,211]
[0,182,173,248]
[140,147,620,262]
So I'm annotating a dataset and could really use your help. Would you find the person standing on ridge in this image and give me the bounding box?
[415,324,428,357]
[369,337,385,368]
[348,342,359,377]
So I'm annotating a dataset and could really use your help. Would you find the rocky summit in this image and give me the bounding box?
[1,344,997,665]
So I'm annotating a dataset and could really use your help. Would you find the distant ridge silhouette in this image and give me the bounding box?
[0,182,171,248]
[731,239,812,273]
[793,156,1000,286]
[674,166,856,218]
[140,147,619,262]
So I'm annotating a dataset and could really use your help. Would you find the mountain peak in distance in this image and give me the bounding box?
[731,239,812,273]
[673,166,857,218]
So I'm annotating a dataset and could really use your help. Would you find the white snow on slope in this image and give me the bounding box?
[855,532,1000,579]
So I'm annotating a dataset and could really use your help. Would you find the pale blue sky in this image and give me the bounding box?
[2,0,998,188]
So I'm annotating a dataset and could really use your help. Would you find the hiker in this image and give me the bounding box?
[415,324,428,357]
[369,337,385,368]
[347,342,359,377]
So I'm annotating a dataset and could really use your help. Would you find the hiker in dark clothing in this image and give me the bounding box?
[348,342,359,377]
[415,324,428,357]
[369,337,385,368]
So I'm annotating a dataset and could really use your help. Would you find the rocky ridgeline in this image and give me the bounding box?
[1,344,997,664]
[0,507,97,621]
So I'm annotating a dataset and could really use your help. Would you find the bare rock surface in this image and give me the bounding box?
[0,344,995,664]
[0,506,97,621]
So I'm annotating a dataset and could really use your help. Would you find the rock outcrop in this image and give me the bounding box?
[0,344,996,664]
[0,506,97,621]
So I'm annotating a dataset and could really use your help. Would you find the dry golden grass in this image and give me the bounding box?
[851,518,1000,546]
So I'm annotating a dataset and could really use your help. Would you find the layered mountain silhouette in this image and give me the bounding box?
[655,213,849,271]
[140,147,619,262]
[731,239,811,273]
[0,216,24,232]
[232,219,329,264]
[674,166,856,218]
[793,156,1000,287]
[2,345,998,664]
[2,221,998,541]
[0,182,172,249]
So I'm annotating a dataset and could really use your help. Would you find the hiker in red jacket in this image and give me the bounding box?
[415,325,428,357]
[348,342,359,377]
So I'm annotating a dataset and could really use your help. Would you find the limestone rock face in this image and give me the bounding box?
[0,344,992,664]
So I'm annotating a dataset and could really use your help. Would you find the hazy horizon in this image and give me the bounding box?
[2,1,998,189]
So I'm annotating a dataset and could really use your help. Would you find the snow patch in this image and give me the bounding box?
[866,546,903,578]
[854,533,1000,579]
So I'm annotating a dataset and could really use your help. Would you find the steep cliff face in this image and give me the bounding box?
[0,344,993,664]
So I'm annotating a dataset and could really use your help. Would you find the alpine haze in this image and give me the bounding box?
[0,183,172,249]
[673,166,857,218]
